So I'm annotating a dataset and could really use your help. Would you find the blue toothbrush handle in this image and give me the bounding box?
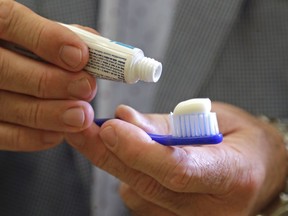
[95,118,111,127]
[94,118,222,145]
[147,133,222,145]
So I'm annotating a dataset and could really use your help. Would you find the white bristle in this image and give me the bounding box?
[171,112,220,137]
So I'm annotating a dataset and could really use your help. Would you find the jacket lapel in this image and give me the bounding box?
[153,0,246,112]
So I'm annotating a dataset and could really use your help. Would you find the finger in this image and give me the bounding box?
[115,105,171,135]
[114,105,257,195]
[0,47,96,100]
[121,179,251,216]
[0,91,94,132]
[65,123,129,170]
[97,122,252,215]
[211,102,258,134]
[65,123,236,215]
[72,24,99,34]
[0,122,63,151]
[99,119,241,194]
[119,183,177,216]
[65,123,187,213]
[66,123,168,197]
[0,0,88,71]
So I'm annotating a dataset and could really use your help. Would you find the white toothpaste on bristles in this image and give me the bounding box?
[170,98,220,138]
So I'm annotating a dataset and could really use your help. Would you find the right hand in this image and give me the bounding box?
[67,103,288,215]
[0,0,97,151]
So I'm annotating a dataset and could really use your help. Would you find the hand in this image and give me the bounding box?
[0,0,97,151]
[66,102,288,215]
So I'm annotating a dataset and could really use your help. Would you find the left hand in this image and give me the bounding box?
[0,1,97,151]
[65,102,288,216]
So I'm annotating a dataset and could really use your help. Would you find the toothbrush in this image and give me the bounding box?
[95,98,223,146]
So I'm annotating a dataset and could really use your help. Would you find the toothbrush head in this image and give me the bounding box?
[149,98,223,145]
[94,98,223,146]
[170,112,220,138]
[171,98,219,137]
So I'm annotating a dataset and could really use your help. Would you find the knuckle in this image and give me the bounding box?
[30,21,46,53]
[33,66,48,98]
[0,0,48,53]
[15,100,42,128]
[166,162,193,192]
[40,132,63,149]
[28,101,42,128]
[93,146,129,178]
[0,0,15,36]
[91,148,110,168]
[119,184,130,201]
[93,149,128,179]
[0,48,9,87]
[0,124,22,151]
[10,126,23,150]
[125,149,145,169]
[25,63,50,98]
[130,175,162,199]
[167,149,234,193]
[30,62,56,99]
[161,150,195,191]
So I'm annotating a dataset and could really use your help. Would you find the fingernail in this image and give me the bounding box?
[100,126,118,148]
[62,107,85,127]
[68,78,92,99]
[59,45,82,68]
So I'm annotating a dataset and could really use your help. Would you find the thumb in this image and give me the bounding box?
[212,102,258,135]
[115,105,171,135]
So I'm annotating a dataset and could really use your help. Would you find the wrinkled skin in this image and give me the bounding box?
[66,102,288,216]
[0,0,97,151]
